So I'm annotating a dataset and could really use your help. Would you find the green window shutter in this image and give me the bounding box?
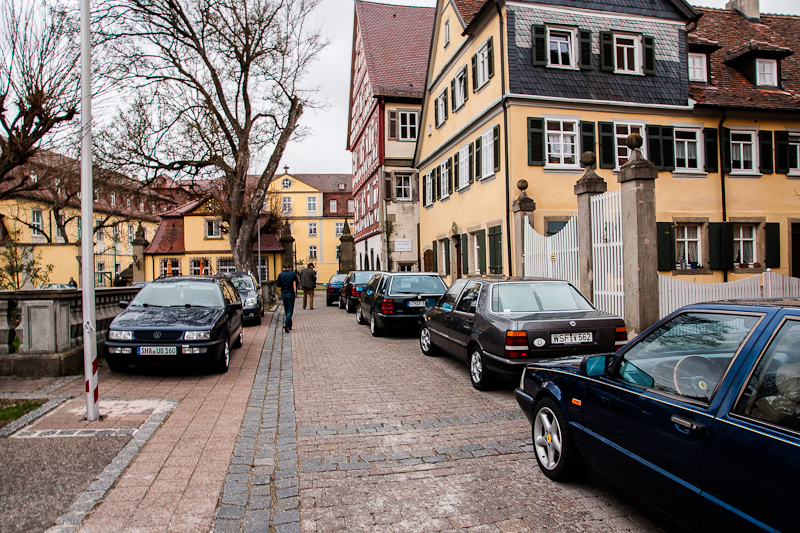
[435,166,441,200]
[532,25,546,66]
[471,54,478,91]
[444,239,451,275]
[647,125,664,170]
[487,37,495,79]
[443,89,448,120]
[461,233,469,274]
[432,240,438,272]
[475,136,482,180]
[468,142,475,184]
[453,151,460,190]
[708,222,733,270]
[705,127,718,173]
[765,222,781,268]
[598,121,616,168]
[463,68,469,102]
[721,128,731,173]
[422,172,427,206]
[643,35,656,75]
[579,29,593,70]
[478,229,486,274]
[488,225,502,274]
[775,131,790,174]
[434,99,439,128]
[580,121,595,155]
[528,117,545,166]
[600,31,614,72]
[657,222,675,271]
[661,126,675,171]
[388,111,397,140]
[760,130,774,174]
[493,124,501,173]
[451,78,456,111]
[448,157,453,194]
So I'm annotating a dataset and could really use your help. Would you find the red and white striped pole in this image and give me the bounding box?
[80,0,98,421]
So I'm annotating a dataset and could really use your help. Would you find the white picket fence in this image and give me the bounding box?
[658,270,800,317]
[591,190,624,318]
[522,214,579,288]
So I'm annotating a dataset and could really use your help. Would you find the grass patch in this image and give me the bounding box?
[0,398,47,428]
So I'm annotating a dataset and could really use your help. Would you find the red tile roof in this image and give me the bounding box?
[145,217,185,254]
[355,1,435,99]
[690,8,800,110]
[252,233,283,252]
[453,0,485,28]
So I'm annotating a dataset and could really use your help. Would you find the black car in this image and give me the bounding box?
[217,271,263,325]
[105,276,244,373]
[339,270,381,313]
[326,274,347,306]
[356,272,448,336]
[420,277,627,389]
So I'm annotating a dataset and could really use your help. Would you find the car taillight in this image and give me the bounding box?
[327,286,334,294]
[351,287,359,297]
[505,330,528,358]
[615,326,628,343]
[381,300,394,314]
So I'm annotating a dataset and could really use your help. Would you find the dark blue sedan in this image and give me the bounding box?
[516,300,800,532]
[326,274,346,306]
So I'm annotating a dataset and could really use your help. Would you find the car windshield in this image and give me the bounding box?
[130,281,224,308]
[329,275,346,283]
[389,275,446,295]
[353,271,378,283]
[229,275,256,291]
[491,282,594,313]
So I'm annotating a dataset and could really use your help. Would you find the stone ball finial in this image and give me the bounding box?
[517,179,528,191]
[626,133,644,150]
[581,151,596,168]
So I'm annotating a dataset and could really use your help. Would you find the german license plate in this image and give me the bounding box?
[407,300,425,307]
[551,332,592,344]
[138,346,176,355]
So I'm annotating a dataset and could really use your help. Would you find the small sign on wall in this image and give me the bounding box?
[394,239,413,252]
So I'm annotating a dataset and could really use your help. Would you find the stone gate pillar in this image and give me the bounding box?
[279,221,295,270]
[574,152,607,300]
[338,222,355,274]
[512,180,535,278]
[617,134,659,337]
[131,223,149,283]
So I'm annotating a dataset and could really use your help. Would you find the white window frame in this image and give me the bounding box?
[756,58,777,87]
[439,159,450,199]
[31,209,43,237]
[96,224,105,253]
[335,222,344,237]
[673,128,703,172]
[308,245,318,261]
[436,90,447,128]
[675,224,701,267]
[425,171,434,206]
[128,223,134,249]
[307,196,317,214]
[348,200,355,213]
[110,192,116,206]
[476,41,490,88]
[733,224,757,266]
[205,219,222,239]
[190,259,211,276]
[126,197,131,209]
[454,67,467,110]
[56,212,66,241]
[480,128,494,179]
[789,133,800,176]
[308,222,317,237]
[730,130,758,174]
[688,53,707,83]
[217,258,236,274]
[614,122,647,168]
[282,196,292,214]
[330,199,337,212]
[444,19,450,47]
[545,118,579,167]
[547,27,577,69]
[395,174,411,201]
[372,184,379,206]
[398,111,418,141]
[281,177,292,189]
[458,144,470,189]
[614,33,642,75]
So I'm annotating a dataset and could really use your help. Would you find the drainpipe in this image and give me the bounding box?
[718,109,728,282]
[495,0,513,276]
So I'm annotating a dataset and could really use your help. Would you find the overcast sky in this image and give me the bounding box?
[276,0,800,176]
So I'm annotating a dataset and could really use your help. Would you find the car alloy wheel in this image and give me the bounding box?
[339,297,345,309]
[346,298,353,313]
[236,328,244,347]
[370,314,382,337]
[356,305,366,325]
[419,326,437,356]
[214,339,230,373]
[469,348,493,390]
[532,397,577,481]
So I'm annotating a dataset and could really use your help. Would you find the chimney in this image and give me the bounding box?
[726,0,760,22]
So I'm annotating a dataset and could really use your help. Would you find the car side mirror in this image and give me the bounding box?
[118,300,129,309]
[581,354,609,377]
[228,301,243,310]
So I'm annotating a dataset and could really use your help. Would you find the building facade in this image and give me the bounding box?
[347,1,434,272]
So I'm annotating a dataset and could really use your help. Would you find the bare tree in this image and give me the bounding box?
[95,0,324,271]
[0,0,81,197]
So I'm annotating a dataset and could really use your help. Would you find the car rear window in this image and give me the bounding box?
[329,275,346,283]
[131,281,224,308]
[229,275,256,291]
[491,282,594,313]
[353,272,378,283]
[388,275,446,295]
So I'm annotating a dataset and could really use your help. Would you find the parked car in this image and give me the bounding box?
[105,276,243,373]
[356,272,448,336]
[130,281,149,288]
[35,283,73,289]
[326,274,347,306]
[515,300,800,532]
[339,270,381,313]
[420,277,627,390]
[216,271,263,325]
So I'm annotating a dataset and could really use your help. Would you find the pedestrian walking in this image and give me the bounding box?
[276,263,299,332]
[299,262,317,310]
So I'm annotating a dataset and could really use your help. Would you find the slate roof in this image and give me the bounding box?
[690,8,800,111]
[355,1,434,99]
[267,174,353,193]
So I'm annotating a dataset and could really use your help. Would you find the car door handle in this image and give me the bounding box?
[670,415,706,434]
[464,319,474,326]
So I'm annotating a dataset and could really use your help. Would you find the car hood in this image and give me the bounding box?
[112,306,224,329]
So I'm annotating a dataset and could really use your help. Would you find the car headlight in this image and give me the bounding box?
[184,330,211,340]
[244,297,258,306]
[108,330,132,341]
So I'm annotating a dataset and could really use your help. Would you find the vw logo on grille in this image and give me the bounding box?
[569,321,576,327]
[153,331,162,340]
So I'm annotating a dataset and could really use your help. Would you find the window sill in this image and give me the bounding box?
[614,70,644,76]
[547,64,579,71]
[671,268,712,276]
[729,172,762,179]
[543,166,582,174]
[733,265,765,274]
[395,197,412,202]
[672,171,708,178]
[787,171,800,179]
[479,173,496,183]
[204,236,223,240]
[456,184,472,194]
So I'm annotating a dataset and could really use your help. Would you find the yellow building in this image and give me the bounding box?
[266,172,354,283]
[144,197,283,283]
[415,0,800,284]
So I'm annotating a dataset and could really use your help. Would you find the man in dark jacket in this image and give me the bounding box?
[276,263,299,332]
[299,263,317,310]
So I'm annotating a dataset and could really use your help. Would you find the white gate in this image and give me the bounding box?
[591,190,624,318]
[523,214,579,287]
[763,270,800,298]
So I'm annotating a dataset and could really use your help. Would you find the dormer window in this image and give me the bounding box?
[756,58,777,86]
[688,53,708,83]
[549,28,576,68]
